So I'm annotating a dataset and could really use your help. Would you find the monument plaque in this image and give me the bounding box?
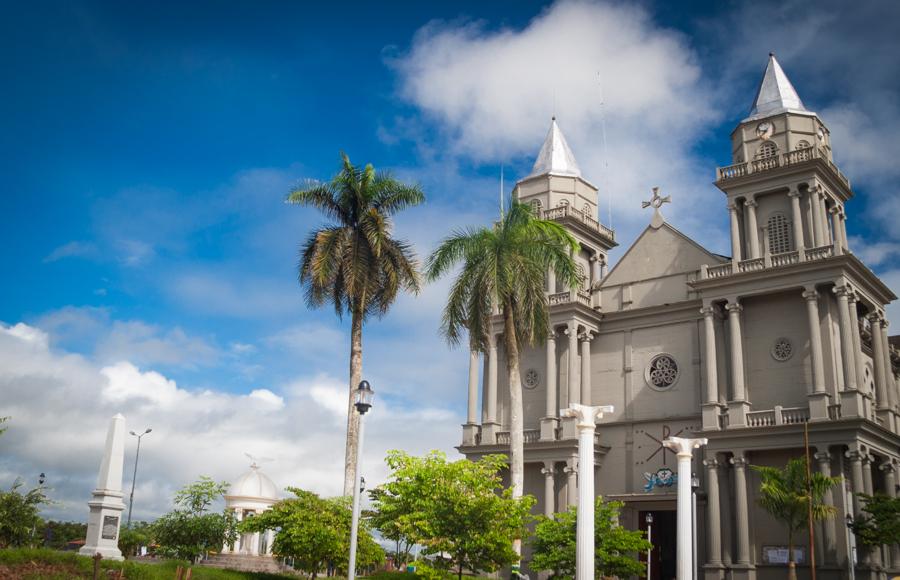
[102,516,119,540]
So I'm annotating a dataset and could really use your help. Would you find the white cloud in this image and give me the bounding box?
[0,322,462,522]
[43,241,98,263]
[96,321,220,369]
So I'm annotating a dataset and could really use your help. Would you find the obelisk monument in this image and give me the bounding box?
[80,413,126,560]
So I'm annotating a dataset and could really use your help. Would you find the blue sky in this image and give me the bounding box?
[2,0,899,520]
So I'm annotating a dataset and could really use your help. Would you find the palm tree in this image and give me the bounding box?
[425,201,580,557]
[290,152,424,496]
[752,457,841,580]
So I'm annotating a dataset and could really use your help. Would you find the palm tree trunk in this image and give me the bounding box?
[343,307,364,496]
[787,530,797,580]
[502,300,525,559]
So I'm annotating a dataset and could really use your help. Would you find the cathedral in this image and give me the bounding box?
[457,55,900,580]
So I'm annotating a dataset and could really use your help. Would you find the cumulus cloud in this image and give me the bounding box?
[0,322,462,522]
[43,241,98,263]
[390,0,728,255]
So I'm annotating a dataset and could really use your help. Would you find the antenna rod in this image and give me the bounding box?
[598,71,612,228]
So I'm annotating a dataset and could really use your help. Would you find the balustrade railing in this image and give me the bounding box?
[541,205,616,242]
[806,245,834,261]
[549,291,572,306]
[770,250,800,267]
[780,406,810,424]
[738,258,765,273]
[707,263,734,279]
[495,429,541,445]
[716,146,851,190]
[576,290,591,306]
[700,244,835,282]
[828,404,843,420]
[747,410,777,427]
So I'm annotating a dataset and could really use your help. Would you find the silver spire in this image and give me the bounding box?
[745,53,809,121]
[527,117,582,178]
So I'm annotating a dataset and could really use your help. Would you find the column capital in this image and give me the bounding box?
[788,187,802,198]
[663,436,708,457]
[588,254,599,263]
[802,288,819,301]
[866,312,883,324]
[727,202,740,213]
[829,205,841,215]
[564,457,578,474]
[730,453,749,468]
[541,462,557,477]
[547,328,558,341]
[725,302,743,314]
[833,284,853,298]
[744,199,758,208]
[814,450,832,464]
[861,452,874,466]
[879,461,897,474]
[561,403,614,429]
[845,449,864,462]
[702,457,720,469]
[578,330,594,342]
[700,306,716,318]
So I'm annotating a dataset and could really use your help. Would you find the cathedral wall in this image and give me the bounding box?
[741,292,809,411]
[630,321,702,420]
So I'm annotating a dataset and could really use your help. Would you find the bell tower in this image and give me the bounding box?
[717,54,852,264]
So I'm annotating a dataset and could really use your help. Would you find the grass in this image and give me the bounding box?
[0,548,299,579]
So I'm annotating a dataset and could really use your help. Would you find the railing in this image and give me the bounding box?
[828,404,843,420]
[780,406,810,425]
[746,406,809,428]
[495,429,541,445]
[770,250,800,267]
[718,413,730,429]
[549,291,572,306]
[747,410,777,427]
[542,205,616,242]
[707,263,734,279]
[577,290,591,307]
[716,146,851,190]
[738,257,765,273]
[806,245,834,261]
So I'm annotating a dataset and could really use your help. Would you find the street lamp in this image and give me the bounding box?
[691,473,700,580]
[645,512,653,580]
[348,380,374,580]
[126,428,152,528]
[845,513,856,580]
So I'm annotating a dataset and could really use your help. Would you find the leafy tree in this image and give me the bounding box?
[240,487,384,580]
[0,479,49,548]
[371,450,534,580]
[850,493,900,548]
[290,153,425,496]
[42,521,88,550]
[152,476,237,562]
[752,458,840,580]
[530,497,651,579]
[368,486,415,568]
[0,416,8,437]
[118,522,152,558]
[425,201,580,532]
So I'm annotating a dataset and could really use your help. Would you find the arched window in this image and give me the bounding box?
[767,212,792,254]
[582,203,592,218]
[795,140,811,150]
[576,264,587,289]
[530,199,543,216]
[756,141,778,159]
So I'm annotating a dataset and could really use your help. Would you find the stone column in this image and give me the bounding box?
[830,206,845,255]
[579,332,593,406]
[463,350,480,446]
[719,461,734,566]
[789,187,806,259]
[663,437,708,580]
[483,334,500,442]
[567,321,579,406]
[542,461,556,517]
[839,212,850,253]
[861,454,882,568]
[880,461,900,567]
[563,404,614,580]
[847,449,865,517]
[541,329,559,441]
[548,268,557,294]
[835,286,862,417]
[745,199,760,259]
[878,319,899,411]
[803,289,829,419]
[848,294,867,396]
[600,257,608,279]
[703,457,723,568]
[815,450,837,562]
[728,203,742,264]
[726,302,749,426]
[590,255,600,287]
[811,188,825,247]
[731,453,752,567]
[869,313,890,410]
[701,306,721,430]
[565,457,578,507]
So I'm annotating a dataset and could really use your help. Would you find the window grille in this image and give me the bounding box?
[756,141,778,159]
[531,199,543,215]
[767,212,792,254]
[796,140,811,150]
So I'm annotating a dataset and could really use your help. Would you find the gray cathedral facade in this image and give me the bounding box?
[457,55,900,580]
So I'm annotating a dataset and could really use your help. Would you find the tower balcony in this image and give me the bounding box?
[541,205,617,247]
[716,145,850,191]
[700,245,837,280]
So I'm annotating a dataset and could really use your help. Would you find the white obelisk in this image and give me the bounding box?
[663,436,707,580]
[561,403,614,580]
[80,414,127,560]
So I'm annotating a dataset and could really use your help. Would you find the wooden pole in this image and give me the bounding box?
[92,553,102,580]
[805,422,817,580]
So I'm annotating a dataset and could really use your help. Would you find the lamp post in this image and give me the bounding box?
[845,513,856,580]
[31,473,46,545]
[662,437,707,580]
[348,380,374,580]
[126,428,152,528]
[645,512,653,580]
[691,473,700,580]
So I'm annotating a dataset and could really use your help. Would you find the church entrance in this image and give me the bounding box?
[639,510,676,580]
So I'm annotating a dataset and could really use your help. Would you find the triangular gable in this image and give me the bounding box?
[601,221,727,288]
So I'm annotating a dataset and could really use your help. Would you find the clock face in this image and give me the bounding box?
[756,121,774,140]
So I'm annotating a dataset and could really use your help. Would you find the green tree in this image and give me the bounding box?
[425,201,579,519]
[371,450,534,580]
[0,479,50,548]
[290,153,425,496]
[850,493,900,548]
[42,520,88,550]
[240,487,384,579]
[752,458,840,580]
[118,521,152,558]
[0,416,8,437]
[530,497,651,579]
[152,476,237,562]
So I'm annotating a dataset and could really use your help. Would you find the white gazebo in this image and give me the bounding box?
[222,462,279,556]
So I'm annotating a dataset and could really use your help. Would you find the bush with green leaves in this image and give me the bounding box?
[0,479,50,548]
[152,476,237,562]
[530,497,651,579]
[850,493,900,548]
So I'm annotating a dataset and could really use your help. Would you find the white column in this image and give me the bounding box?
[815,451,837,562]
[789,187,806,258]
[704,458,723,567]
[487,335,498,424]
[567,321,579,406]
[803,289,827,394]
[663,437,708,580]
[839,212,850,253]
[545,330,558,417]
[600,257,608,279]
[548,268,557,294]
[562,404,614,580]
[732,453,752,566]
[728,203,742,263]
[590,255,600,287]
[848,293,867,396]
[541,461,556,517]
[726,302,746,402]
[580,332,593,406]
[869,313,890,409]
[878,319,899,410]
[467,350,479,424]
[565,457,578,507]
[811,188,825,247]
[834,286,859,392]
[701,307,719,404]
[745,199,760,259]
[830,206,845,255]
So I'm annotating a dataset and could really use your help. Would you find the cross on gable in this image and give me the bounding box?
[642,186,670,229]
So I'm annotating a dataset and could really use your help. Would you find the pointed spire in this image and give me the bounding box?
[528,117,582,179]
[745,53,809,121]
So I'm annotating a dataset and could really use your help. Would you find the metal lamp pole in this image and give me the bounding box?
[645,512,653,580]
[126,428,152,528]
[845,514,856,580]
[348,380,374,580]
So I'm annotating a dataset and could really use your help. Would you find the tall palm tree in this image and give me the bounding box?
[425,201,580,556]
[752,457,841,580]
[290,152,424,496]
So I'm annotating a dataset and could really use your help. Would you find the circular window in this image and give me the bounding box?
[771,338,794,361]
[524,369,540,389]
[645,354,679,391]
